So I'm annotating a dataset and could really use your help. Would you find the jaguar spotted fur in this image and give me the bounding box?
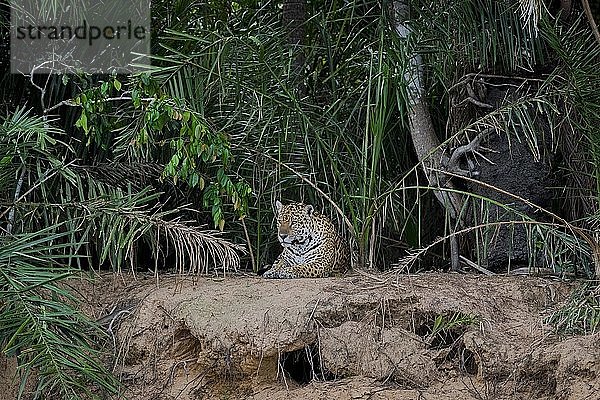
[262,201,351,279]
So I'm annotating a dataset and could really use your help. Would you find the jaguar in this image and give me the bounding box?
[262,201,351,278]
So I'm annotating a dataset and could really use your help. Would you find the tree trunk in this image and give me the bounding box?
[393,1,463,269]
[282,0,307,86]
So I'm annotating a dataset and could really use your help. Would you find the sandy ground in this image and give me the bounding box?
[3,271,599,399]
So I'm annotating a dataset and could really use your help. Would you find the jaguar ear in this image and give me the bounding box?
[305,204,314,215]
[275,200,283,212]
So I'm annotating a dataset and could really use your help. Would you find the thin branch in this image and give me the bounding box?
[582,0,600,45]
[6,167,27,234]
[240,217,256,272]
[44,96,156,114]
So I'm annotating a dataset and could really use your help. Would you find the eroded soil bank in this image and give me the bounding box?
[4,272,600,399]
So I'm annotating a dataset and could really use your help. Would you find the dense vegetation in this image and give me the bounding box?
[0,0,599,397]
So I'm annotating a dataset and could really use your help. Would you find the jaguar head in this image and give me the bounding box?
[275,201,315,248]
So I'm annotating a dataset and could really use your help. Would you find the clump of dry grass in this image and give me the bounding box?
[546,282,600,335]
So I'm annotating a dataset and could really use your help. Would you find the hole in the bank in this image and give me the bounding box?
[460,348,478,375]
[280,344,334,385]
[413,311,475,349]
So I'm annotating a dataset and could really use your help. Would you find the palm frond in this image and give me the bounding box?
[0,224,120,399]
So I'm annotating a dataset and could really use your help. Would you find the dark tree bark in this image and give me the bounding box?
[282,0,306,47]
[282,0,307,91]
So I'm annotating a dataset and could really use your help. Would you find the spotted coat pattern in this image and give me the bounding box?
[262,201,351,279]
